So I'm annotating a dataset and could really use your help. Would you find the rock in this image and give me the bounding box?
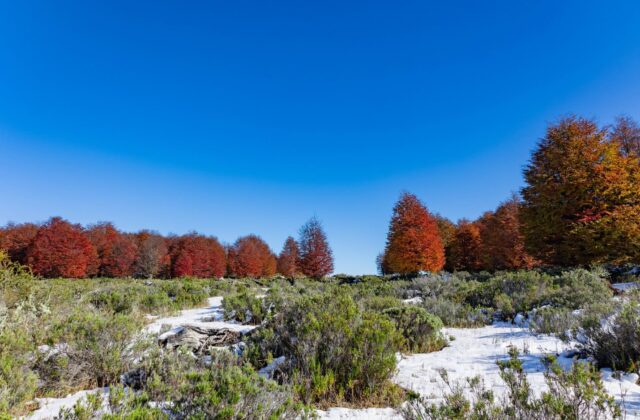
[121,368,147,390]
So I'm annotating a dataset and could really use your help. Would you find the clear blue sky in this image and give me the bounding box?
[1,1,639,274]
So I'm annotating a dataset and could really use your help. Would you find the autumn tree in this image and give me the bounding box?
[133,230,170,278]
[86,222,137,277]
[445,219,482,272]
[434,215,456,249]
[610,115,640,158]
[0,222,39,265]
[277,236,300,278]
[381,193,444,274]
[478,195,537,270]
[170,233,226,278]
[26,217,97,278]
[298,217,334,279]
[521,116,640,265]
[227,235,277,278]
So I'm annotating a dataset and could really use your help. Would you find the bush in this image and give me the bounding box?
[247,288,404,406]
[578,296,640,372]
[223,290,267,324]
[548,268,612,309]
[168,351,300,418]
[89,288,135,314]
[59,342,302,419]
[528,306,577,340]
[420,297,492,327]
[404,348,621,419]
[383,306,446,353]
[0,255,41,416]
[43,310,146,390]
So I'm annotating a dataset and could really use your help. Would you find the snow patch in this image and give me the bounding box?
[28,388,108,420]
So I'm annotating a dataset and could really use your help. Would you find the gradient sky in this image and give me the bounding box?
[1,1,640,274]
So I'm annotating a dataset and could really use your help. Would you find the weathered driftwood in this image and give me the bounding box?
[159,324,241,353]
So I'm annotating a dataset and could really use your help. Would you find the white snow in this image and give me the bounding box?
[321,323,640,419]
[25,296,640,420]
[26,296,256,419]
[612,282,640,293]
[27,388,108,420]
[146,296,257,339]
[402,297,423,305]
[258,355,286,378]
[317,407,401,419]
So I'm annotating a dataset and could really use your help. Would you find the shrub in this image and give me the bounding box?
[59,339,303,418]
[404,348,621,419]
[44,311,146,390]
[89,288,135,314]
[168,351,300,418]
[383,306,446,353]
[421,297,492,327]
[247,288,403,406]
[578,297,640,372]
[362,295,404,312]
[223,290,267,324]
[548,268,612,309]
[528,306,577,340]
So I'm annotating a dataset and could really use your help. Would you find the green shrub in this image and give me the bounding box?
[45,310,146,389]
[578,297,640,372]
[383,306,446,353]
[420,297,492,327]
[248,288,404,406]
[528,306,577,340]
[172,351,300,418]
[223,290,267,324]
[548,268,613,309]
[89,288,135,314]
[404,348,621,419]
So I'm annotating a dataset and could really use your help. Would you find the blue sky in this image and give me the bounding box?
[1,1,639,274]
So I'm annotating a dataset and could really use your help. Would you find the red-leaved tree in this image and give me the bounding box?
[26,217,98,278]
[381,193,444,274]
[86,222,137,277]
[478,195,538,270]
[133,230,170,278]
[277,236,300,278]
[169,233,226,278]
[445,219,483,271]
[0,222,39,265]
[227,235,277,278]
[298,217,334,279]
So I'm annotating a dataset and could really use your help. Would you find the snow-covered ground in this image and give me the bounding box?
[27,299,640,419]
[321,323,640,419]
[27,388,109,420]
[145,296,256,337]
[26,296,255,419]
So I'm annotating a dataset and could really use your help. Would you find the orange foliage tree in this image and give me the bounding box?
[26,217,97,278]
[298,217,334,279]
[521,116,640,265]
[610,115,640,158]
[86,222,137,277]
[381,193,444,274]
[0,222,39,265]
[170,233,226,278]
[227,235,277,278]
[445,219,482,272]
[277,236,300,278]
[478,195,537,270]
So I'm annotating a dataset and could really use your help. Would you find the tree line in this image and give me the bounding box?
[0,217,333,279]
[2,115,638,278]
[379,115,640,274]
